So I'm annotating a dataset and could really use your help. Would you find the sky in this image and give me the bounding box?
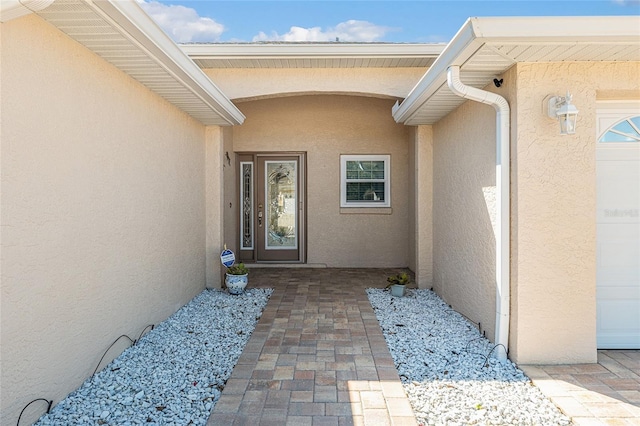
[140,0,640,44]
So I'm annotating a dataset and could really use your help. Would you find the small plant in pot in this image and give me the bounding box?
[386,272,409,297]
[225,263,249,295]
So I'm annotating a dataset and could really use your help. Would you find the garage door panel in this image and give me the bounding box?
[597,225,640,272]
[596,106,640,349]
[596,160,639,226]
[597,292,640,349]
[596,148,640,161]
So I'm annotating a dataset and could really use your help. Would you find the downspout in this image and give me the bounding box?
[447,65,510,362]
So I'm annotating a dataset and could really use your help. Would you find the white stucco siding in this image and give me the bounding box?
[231,95,410,267]
[204,68,427,101]
[511,61,640,364]
[432,85,500,342]
[1,15,207,423]
[429,61,639,364]
[409,126,434,289]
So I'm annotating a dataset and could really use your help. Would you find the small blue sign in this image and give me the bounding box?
[220,249,235,268]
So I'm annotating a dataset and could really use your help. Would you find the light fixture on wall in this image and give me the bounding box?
[547,91,579,135]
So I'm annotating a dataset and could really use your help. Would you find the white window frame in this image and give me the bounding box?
[340,154,391,208]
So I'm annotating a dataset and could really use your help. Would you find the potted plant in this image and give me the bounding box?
[225,263,249,295]
[386,272,409,297]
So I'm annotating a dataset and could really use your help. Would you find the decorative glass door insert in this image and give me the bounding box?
[265,161,297,249]
[240,162,254,250]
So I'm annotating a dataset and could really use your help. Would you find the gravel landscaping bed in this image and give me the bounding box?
[367,288,572,426]
[35,288,272,426]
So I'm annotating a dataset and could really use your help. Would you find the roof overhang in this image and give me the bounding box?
[393,16,640,125]
[181,43,445,69]
[0,0,55,22]
[30,0,244,126]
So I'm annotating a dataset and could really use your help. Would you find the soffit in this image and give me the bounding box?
[396,17,640,126]
[181,43,445,69]
[35,0,244,126]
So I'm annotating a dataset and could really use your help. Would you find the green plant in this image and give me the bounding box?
[386,272,409,288]
[226,263,249,275]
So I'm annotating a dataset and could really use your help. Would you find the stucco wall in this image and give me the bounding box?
[1,16,207,423]
[204,68,427,101]
[409,126,434,288]
[510,61,640,364]
[206,126,226,289]
[432,83,501,342]
[230,95,410,267]
[222,126,238,271]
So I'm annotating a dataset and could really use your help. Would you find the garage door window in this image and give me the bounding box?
[599,116,640,143]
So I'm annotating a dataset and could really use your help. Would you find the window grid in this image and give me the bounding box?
[340,155,390,208]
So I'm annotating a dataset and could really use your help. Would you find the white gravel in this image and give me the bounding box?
[367,288,572,426]
[35,288,272,426]
[34,285,572,426]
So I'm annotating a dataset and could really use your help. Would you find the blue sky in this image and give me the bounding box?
[141,1,640,43]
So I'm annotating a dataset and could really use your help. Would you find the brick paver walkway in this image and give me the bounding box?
[520,350,640,426]
[207,267,640,426]
[207,268,417,426]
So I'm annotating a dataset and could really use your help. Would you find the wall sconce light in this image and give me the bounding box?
[547,91,579,135]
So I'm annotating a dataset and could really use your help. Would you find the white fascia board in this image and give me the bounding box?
[0,0,54,22]
[181,43,446,60]
[392,16,640,125]
[392,18,485,124]
[90,0,244,126]
[470,16,640,42]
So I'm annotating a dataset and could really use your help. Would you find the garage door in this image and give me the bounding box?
[596,102,640,349]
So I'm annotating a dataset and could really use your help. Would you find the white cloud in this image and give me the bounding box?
[138,1,225,42]
[253,20,392,42]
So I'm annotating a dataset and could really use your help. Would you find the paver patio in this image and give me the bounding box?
[207,268,416,426]
[521,351,640,426]
[207,268,640,426]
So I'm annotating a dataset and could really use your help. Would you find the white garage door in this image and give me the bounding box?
[596,102,640,349]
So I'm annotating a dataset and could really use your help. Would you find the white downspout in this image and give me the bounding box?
[447,65,510,362]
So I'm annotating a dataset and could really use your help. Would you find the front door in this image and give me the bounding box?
[238,153,305,263]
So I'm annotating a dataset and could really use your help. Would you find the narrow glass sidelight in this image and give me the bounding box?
[240,162,254,250]
[265,161,297,249]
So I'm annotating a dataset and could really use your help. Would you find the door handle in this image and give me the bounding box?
[258,204,263,227]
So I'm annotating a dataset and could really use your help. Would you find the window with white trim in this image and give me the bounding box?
[340,155,390,208]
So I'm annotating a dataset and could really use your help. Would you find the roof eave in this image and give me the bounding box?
[0,0,55,22]
[92,0,244,126]
[392,18,483,124]
[392,16,640,126]
[181,42,447,60]
[468,15,640,41]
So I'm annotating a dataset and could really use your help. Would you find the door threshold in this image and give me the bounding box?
[246,263,327,269]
